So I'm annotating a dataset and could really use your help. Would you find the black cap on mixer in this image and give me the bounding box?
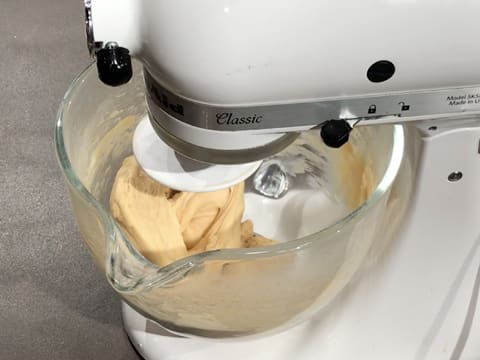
[96,42,133,87]
[320,120,352,148]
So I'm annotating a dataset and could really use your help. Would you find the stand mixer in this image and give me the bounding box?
[55,1,480,358]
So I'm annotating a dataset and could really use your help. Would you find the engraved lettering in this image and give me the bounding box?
[447,95,466,101]
[216,112,230,124]
[149,84,185,116]
[169,103,184,116]
[446,95,467,106]
[216,112,263,126]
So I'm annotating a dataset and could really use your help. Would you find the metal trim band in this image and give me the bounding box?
[145,70,480,132]
[84,0,103,57]
[149,111,299,164]
[84,0,95,57]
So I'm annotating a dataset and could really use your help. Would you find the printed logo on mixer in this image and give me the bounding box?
[150,84,185,116]
[216,112,263,125]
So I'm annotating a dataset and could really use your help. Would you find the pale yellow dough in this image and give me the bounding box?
[110,156,276,267]
[110,140,375,268]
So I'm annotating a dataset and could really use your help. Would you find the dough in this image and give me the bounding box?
[110,156,276,267]
[109,138,376,268]
[336,142,375,210]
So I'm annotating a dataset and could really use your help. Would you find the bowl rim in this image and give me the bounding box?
[55,62,405,278]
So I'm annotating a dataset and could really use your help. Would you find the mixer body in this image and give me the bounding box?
[87,0,480,143]
[56,66,480,354]
[53,1,480,357]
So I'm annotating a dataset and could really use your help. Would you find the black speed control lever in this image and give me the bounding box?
[320,120,353,148]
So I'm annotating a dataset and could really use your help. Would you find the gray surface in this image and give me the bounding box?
[0,1,140,358]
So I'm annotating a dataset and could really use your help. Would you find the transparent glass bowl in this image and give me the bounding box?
[55,61,414,338]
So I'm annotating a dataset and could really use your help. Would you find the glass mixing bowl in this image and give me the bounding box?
[55,61,415,338]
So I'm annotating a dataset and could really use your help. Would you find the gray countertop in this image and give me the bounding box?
[0,0,140,358]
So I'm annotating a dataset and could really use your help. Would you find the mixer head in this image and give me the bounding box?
[86,0,480,190]
[132,71,355,190]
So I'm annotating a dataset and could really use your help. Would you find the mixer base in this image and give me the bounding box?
[123,126,480,360]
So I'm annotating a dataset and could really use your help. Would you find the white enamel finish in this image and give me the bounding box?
[123,126,480,359]
[133,117,262,191]
[91,0,480,105]
[90,0,141,54]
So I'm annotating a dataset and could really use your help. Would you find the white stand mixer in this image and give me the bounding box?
[82,1,480,358]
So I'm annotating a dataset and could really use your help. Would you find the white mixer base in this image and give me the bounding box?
[123,127,480,360]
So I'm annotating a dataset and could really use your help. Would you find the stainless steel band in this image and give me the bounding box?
[84,0,95,56]
[149,109,299,164]
[145,70,480,132]
[84,0,103,57]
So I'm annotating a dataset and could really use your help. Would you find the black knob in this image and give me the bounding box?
[96,43,132,86]
[320,120,352,148]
